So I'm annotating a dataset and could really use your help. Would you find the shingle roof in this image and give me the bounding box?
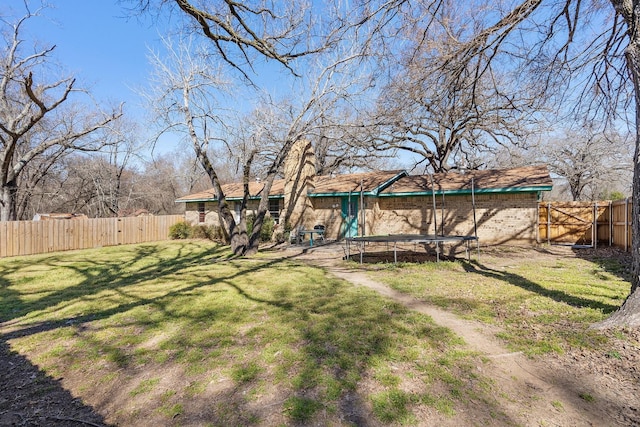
[379,165,552,195]
[175,179,285,202]
[175,171,407,202]
[175,165,552,202]
[310,170,406,196]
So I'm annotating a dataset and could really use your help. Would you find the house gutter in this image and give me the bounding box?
[308,191,377,198]
[178,185,551,202]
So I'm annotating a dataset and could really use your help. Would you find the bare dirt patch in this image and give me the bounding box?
[0,340,110,427]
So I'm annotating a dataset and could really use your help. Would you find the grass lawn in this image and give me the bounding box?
[0,241,498,426]
[365,246,631,355]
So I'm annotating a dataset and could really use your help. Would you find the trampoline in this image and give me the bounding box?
[346,234,479,264]
[344,172,480,264]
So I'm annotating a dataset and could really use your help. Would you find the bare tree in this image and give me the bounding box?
[486,126,633,201]
[313,132,395,176]
[144,35,256,254]
[0,4,121,221]
[132,0,342,79]
[364,1,542,173]
[410,0,639,326]
[602,0,640,328]
[539,128,632,201]
[137,155,188,215]
[144,28,378,254]
[25,150,188,218]
[234,39,385,240]
[14,144,70,219]
[89,119,146,217]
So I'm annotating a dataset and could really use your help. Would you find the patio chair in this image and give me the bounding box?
[313,224,325,242]
[289,226,303,244]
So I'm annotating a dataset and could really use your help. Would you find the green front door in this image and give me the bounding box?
[341,197,358,238]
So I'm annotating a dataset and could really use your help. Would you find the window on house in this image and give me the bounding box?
[197,202,205,223]
[269,198,281,223]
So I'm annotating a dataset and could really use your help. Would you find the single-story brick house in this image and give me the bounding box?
[176,162,552,246]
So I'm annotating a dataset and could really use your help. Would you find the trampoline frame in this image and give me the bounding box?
[346,234,479,263]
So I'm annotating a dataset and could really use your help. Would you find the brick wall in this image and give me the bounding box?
[188,192,540,245]
[310,197,344,236]
[185,201,219,226]
[373,193,539,245]
[185,200,262,227]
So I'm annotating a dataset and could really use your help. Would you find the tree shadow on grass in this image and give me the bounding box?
[570,246,633,284]
[0,242,523,426]
[0,242,233,426]
[0,340,112,427]
[461,259,620,314]
[1,243,364,425]
[1,247,301,348]
[0,241,226,324]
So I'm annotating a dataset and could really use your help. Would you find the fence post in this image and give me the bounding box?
[547,202,551,245]
[593,201,597,249]
[536,202,540,244]
[625,197,629,252]
[609,201,612,247]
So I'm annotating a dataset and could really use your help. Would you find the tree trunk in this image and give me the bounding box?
[594,126,640,328]
[593,6,640,328]
[245,179,276,256]
[217,193,249,257]
[0,180,18,221]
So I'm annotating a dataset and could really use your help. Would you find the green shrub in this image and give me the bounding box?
[599,190,627,201]
[246,214,275,242]
[196,225,227,242]
[170,222,227,242]
[192,224,213,240]
[260,215,275,242]
[169,222,193,239]
[608,191,626,201]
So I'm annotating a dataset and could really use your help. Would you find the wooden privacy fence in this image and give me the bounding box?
[0,215,184,258]
[538,200,632,250]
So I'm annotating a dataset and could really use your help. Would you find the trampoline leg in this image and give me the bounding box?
[394,242,397,264]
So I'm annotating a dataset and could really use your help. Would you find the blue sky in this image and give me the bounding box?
[26,1,163,113]
[17,1,294,157]
[11,1,407,167]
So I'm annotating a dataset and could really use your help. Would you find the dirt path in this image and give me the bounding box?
[293,248,632,427]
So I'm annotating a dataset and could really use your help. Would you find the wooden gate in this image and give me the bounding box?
[538,202,609,247]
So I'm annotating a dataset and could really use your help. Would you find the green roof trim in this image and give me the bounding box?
[304,185,552,198]
[372,171,408,195]
[308,191,377,198]
[180,185,551,202]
